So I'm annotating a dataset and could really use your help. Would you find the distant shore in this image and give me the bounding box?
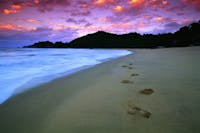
[1,47,200,133]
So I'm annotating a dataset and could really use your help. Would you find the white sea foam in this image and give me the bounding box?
[0,48,131,104]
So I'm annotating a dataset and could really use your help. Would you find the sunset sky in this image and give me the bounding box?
[0,0,200,47]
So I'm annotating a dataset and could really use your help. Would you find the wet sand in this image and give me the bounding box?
[0,47,200,133]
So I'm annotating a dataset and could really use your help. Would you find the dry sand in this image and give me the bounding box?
[0,47,200,133]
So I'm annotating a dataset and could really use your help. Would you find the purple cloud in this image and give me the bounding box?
[0,27,77,47]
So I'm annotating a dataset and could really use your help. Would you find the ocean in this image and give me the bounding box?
[0,48,131,104]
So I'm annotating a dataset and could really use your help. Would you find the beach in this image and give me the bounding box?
[0,47,200,133]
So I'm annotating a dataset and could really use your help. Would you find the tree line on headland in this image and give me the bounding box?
[24,20,200,48]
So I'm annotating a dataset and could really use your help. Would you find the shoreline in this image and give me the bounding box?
[3,51,133,104]
[0,47,200,133]
[13,51,132,100]
[0,49,132,104]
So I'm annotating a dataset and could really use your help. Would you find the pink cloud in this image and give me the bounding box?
[180,19,192,24]
[113,5,124,13]
[111,23,132,29]
[127,0,145,8]
[154,17,165,22]
[2,4,23,15]
[27,19,38,23]
[0,23,35,31]
[0,24,15,30]
[99,17,110,23]
[93,0,115,6]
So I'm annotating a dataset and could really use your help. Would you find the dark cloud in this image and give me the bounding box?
[176,12,185,16]
[160,21,187,33]
[66,18,88,24]
[101,15,131,24]
[165,22,182,28]
[183,0,200,11]
[84,22,93,27]
[149,20,190,34]
[0,0,9,8]
[66,18,77,23]
[33,0,71,12]
[0,0,24,7]
[70,10,91,16]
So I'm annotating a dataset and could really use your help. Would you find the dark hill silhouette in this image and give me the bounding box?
[69,31,120,48]
[24,20,200,48]
[24,41,68,48]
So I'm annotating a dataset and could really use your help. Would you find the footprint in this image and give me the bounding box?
[121,63,134,70]
[127,102,151,119]
[128,67,133,69]
[121,65,128,68]
[141,111,151,118]
[139,88,154,95]
[121,80,134,84]
[131,73,139,77]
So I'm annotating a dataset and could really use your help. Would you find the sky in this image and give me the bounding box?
[0,0,200,47]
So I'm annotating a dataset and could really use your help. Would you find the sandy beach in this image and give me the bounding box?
[0,47,200,133]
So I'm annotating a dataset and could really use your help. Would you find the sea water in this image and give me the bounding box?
[0,48,131,104]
